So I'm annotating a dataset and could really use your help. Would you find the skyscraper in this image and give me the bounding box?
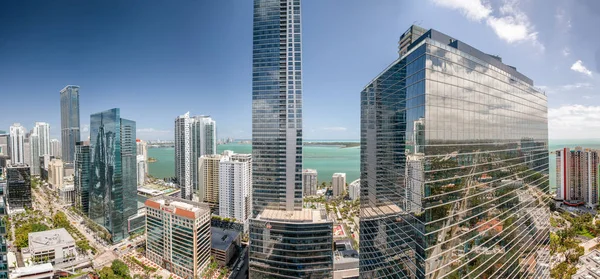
[332,173,346,198]
[29,131,40,175]
[33,122,51,157]
[60,85,81,164]
[50,139,61,158]
[75,141,91,215]
[174,112,217,200]
[302,169,317,196]
[360,25,549,278]
[198,154,224,210]
[89,108,137,242]
[555,147,599,207]
[6,165,32,209]
[249,1,333,277]
[9,123,26,165]
[219,153,252,223]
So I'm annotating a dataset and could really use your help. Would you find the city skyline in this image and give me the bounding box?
[1,1,597,140]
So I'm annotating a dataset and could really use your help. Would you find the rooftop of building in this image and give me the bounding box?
[29,228,75,251]
[11,263,54,278]
[333,173,346,177]
[138,182,180,196]
[574,250,600,279]
[256,208,330,223]
[404,25,535,86]
[211,227,240,251]
[145,196,210,219]
[303,169,317,174]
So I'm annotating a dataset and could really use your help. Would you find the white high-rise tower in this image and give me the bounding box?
[9,123,26,165]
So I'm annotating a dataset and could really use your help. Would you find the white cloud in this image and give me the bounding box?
[583,95,592,99]
[571,60,593,77]
[431,0,492,21]
[136,128,171,133]
[562,47,570,57]
[431,0,543,51]
[550,105,600,139]
[81,124,89,133]
[322,127,347,131]
[536,82,592,94]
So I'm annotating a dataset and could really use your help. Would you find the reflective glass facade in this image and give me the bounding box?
[6,166,32,209]
[249,212,333,278]
[252,0,303,213]
[75,142,91,215]
[60,85,81,164]
[360,29,549,279]
[89,108,137,243]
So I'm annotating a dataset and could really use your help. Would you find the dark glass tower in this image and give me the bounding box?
[89,108,138,243]
[6,165,32,209]
[360,26,550,279]
[249,1,333,278]
[75,141,91,215]
[60,85,81,164]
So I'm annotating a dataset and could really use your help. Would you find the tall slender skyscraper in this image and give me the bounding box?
[50,139,61,158]
[360,25,549,279]
[249,1,333,278]
[60,85,81,164]
[75,141,91,215]
[9,123,26,165]
[174,112,216,200]
[89,108,137,242]
[33,122,51,157]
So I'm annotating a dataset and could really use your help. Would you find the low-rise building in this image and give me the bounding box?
[211,227,240,267]
[10,263,54,279]
[28,228,76,265]
[333,239,359,279]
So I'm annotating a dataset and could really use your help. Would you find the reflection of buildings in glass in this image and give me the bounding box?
[360,25,549,279]
[75,142,91,215]
[556,147,598,207]
[89,108,137,243]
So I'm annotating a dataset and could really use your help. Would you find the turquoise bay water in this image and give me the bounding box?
[147,143,360,184]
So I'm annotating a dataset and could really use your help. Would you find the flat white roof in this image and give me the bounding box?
[29,228,75,251]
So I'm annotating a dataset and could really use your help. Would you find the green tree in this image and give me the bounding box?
[111,259,130,278]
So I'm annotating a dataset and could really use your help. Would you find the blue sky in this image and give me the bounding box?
[0,0,598,140]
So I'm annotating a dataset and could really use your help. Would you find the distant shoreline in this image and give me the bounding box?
[303,142,360,148]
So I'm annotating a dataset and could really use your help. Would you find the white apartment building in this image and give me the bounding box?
[348,179,360,201]
[175,112,217,200]
[137,155,146,186]
[50,139,61,158]
[9,123,26,164]
[219,153,252,223]
[556,147,599,208]
[332,173,346,198]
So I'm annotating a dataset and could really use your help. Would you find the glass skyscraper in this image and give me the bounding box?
[249,1,333,278]
[75,141,91,215]
[60,85,81,164]
[360,26,549,279]
[89,108,138,243]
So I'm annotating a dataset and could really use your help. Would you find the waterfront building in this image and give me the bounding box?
[198,154,224,210]
[74,142,90,215]
[137,155,146,186]
[29,228,76,265]
[348,179,360,201]
[50,139,61,158]
[136,139,148,179]
[302,169,318,196]
[145,196,211,278]
[60,85,81,164]
[9,123,26,164]
[249,0,334,277]
[219,153,252,222]
[332,173,346,198]
[89,108,137,242]
[555,147,599,207]
[6,164,32,209]
[48,159,63,189]
[360,25,549,278]
[0,133,7,156]
[174,112,217,200]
